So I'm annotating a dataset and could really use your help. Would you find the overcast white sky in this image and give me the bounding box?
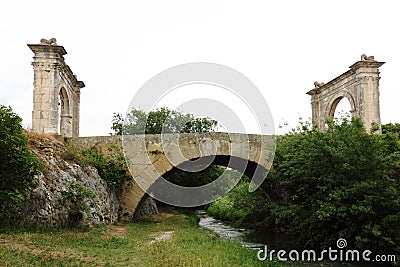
[1,0,399,136]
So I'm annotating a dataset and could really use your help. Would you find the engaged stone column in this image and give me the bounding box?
[351,60,384,133]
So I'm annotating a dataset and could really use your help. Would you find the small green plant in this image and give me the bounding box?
[62,147,84,164]
[81,145,131,191]
[60,181,96,227]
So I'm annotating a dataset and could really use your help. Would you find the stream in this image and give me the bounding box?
[196,210,380,266]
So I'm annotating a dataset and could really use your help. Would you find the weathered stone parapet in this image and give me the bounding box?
[307,55,384,133]
[28,38,85,138]
[66,136,123,154]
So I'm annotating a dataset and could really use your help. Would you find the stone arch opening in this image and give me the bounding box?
[329,96,352,118]
[326,91,356,118]
[59,87,72,136]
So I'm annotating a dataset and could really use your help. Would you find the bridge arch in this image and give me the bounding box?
[119,132,275,220]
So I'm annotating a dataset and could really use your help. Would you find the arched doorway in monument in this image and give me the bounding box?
[58,87,72,136]
[325,92,357,126]
[328,95,354,125]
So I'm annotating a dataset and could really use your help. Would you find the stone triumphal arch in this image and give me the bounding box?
[307,55,384,133]
[28,38,85,137]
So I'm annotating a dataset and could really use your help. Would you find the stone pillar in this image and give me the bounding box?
[29,43,66,135]
[28,39,85,137]
[72,90,81,137]
[351,61,384,133]
[308,90,323,130]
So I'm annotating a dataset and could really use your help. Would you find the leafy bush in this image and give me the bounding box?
[382,123,400,138]
[207,174,268,227]
[81,145,131,191]
[0,105,42,224]
[265,117,400,254]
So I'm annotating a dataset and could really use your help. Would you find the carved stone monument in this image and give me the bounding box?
[307,55,384,133]
[28,39,85,137]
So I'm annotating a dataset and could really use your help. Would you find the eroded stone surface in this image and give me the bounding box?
[25,135,119,226]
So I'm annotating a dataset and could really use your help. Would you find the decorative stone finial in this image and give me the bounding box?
[361,54,375,61]
[40,38,57,45]
[314,81,324,88]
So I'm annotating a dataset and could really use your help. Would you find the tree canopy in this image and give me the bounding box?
[111,107,217,135]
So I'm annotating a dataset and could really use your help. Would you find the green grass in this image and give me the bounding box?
[0,210,283,267]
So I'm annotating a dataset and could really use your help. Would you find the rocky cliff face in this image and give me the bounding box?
[25,134,119,226]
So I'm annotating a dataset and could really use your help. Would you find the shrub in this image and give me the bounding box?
[81,145,131,191]
[0,105,42,225]
[265,117,400,254]
[207,174,268,227]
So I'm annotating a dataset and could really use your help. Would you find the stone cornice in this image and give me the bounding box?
[350,60,385,70]
[27,44,67,56]
[307,60,385,95]
[62,64,85,90]
[28,43,85,90]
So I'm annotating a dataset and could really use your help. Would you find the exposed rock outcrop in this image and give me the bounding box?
[24,133,119,226]
[134,194,159,218]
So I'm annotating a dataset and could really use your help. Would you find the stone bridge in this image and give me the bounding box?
[67,132,275,220]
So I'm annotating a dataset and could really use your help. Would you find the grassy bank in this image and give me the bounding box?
[0,209,282,266]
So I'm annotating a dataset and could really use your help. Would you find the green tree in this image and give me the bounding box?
[382,123,400,138]
[111,107,217,135]
[265,117,400,254]
[0,105,42,224]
